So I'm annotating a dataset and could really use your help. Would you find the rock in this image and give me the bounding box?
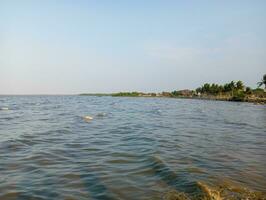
[163,190,190,200]
[197,182,222,200]
[83,116,93,122]
[96,113,106,117]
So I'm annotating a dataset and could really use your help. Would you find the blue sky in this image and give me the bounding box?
[0,0,265,94]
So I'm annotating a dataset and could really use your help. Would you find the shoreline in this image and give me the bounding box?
[175,95,266,104]
[80,94,266,104]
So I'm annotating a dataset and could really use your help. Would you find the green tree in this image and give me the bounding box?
[231,90,245,102]
[228,81,236,91]
[196,87,202,94]
[236,80,244,90]
[257,74,266,89]
[223,83,230,92]
[171,90,181,96]
[245,87,252,94]
[218,85,224,93]
[202,83,210,93]
[209,83,219,94]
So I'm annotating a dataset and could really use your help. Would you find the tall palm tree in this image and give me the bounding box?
[236,80,244,90]
[257,74,266,90]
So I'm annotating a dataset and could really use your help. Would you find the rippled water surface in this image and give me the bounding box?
[0,96,265,200]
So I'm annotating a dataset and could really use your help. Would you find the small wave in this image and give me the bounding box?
[186,167,205,174]
[147,156,180,187]
[82,147,100,152]
[79,172,116,200]
[223,120,258,129]
[0,140,27,151]
[0,117,14,120]
[106,158,136,164]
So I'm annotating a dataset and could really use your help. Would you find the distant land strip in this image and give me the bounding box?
[80,79,266,104]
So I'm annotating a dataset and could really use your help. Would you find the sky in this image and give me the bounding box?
[0,0,265,94]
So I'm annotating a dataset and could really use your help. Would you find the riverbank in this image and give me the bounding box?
[179,95,266,104]
[80,93,266,104]
[81,79,266,104]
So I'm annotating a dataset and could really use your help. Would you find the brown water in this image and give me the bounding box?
[0,96,265,199]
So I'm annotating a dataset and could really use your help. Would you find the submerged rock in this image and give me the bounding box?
[163,181,266,200]
[163,190,190,200]
[197,182,222,200]
[96,112,107,117]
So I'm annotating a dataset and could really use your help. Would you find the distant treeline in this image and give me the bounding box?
[80,93,112,96]
[192,80,265,101]
[112,92,141,97]
[112,75,266,102]
[171,79,265,101]
[195,81,245,94]
[81,74,266,103]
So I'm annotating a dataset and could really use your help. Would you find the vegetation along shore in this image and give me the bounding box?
[81,75,266,104]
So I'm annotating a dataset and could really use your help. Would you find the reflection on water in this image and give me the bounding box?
[0,96,265,199]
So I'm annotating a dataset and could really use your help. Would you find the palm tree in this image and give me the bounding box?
[236,80,244,90]
[228,81,236,91]
[257,74,266,90]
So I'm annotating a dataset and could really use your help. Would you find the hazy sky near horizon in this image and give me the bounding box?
[0,0,265,94]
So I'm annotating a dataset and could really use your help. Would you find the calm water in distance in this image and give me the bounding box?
[0,96,265,199]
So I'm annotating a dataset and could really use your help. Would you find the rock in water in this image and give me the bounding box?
[96,113,106,117]
[83,116,93,122]
[163,190,190,200]
[197,182,222,200]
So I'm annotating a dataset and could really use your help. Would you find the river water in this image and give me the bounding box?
[0,96,265,199]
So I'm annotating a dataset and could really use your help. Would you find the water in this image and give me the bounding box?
[0,95,265,200]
